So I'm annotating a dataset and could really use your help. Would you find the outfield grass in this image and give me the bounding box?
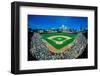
[41,33,77,49]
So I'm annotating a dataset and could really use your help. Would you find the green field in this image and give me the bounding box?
[41,33,77,49]
[53,37,66,41]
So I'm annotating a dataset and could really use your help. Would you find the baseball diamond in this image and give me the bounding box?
[41,33,77,51]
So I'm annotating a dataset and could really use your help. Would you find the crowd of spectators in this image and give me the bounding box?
[30,32,87,60]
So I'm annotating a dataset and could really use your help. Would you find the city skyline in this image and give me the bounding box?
[28,15,88,30]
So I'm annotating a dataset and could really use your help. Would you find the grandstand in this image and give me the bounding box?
[29,32,87,60]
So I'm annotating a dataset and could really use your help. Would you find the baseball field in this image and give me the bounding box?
[41,33,77,50]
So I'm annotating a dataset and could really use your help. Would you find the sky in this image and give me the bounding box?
[28,15,88,30]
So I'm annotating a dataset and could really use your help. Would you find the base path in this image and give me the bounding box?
[48,35,71,40]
